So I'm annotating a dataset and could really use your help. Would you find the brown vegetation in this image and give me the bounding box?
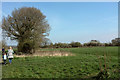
[14,51,74,57]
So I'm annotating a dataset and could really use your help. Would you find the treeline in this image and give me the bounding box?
[41,42,111,48]
[1,38,120,49]
[42,42,82,48]
[41,38,120,48]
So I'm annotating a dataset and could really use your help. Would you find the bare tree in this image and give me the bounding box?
[2,7,51,53]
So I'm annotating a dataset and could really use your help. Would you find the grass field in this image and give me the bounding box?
[2,47,119,79]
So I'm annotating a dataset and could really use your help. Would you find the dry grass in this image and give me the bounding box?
[14,51,75,57]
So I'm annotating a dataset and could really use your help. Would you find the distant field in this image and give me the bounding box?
[2,47,119,79]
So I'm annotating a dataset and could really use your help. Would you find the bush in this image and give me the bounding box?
[104,43,113,46]
[21,42,33,54]
[69,42,82,47]
[17,41,34,54]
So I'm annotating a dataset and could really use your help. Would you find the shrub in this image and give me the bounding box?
[69,42,82,47]
[21,41,33,54]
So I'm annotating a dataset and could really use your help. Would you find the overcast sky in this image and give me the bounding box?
[1,2,118,46]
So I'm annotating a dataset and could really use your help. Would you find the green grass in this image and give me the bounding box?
[2,47,119,78]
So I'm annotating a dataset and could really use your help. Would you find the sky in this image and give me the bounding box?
[1,2,118,45]
[1,0,119,2]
